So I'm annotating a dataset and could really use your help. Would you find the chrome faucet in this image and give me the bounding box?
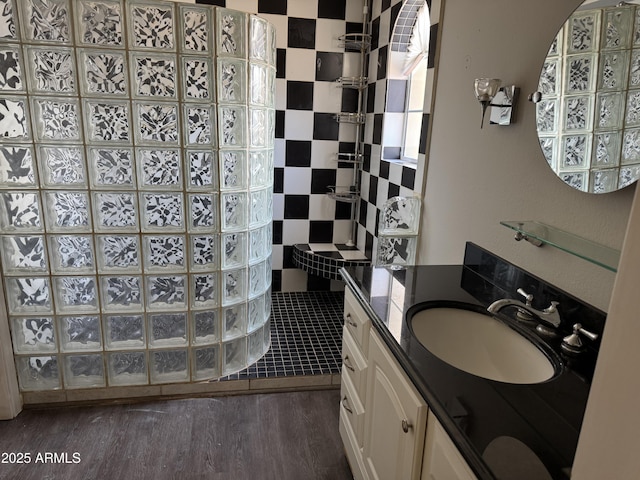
[487,289,561,330]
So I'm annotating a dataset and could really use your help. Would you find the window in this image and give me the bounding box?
[403,59,427,161]
[382,0,429,164]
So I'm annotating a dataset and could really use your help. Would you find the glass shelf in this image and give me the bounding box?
[501,221,621,272]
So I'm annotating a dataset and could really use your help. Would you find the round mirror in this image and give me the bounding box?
[536,0,640,193]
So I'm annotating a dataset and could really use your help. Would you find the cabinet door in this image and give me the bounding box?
[340,371,366,447]
[421,414,478,480]
[363,330,428,480]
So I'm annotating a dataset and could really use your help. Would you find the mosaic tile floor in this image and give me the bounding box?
[221,291,345,380]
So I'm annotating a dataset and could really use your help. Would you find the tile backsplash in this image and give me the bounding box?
[463,242,607,350]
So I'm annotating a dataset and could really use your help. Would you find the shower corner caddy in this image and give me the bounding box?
[338,33,372,52]
[333,112,366,124]
[327,185,360,203]
[335,76,368,90]
[335,152,365,164]
[326,32,371,235]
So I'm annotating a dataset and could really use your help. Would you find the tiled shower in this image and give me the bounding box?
[0,0,274,392]
[197,0,435,291]
[0,0,440,406]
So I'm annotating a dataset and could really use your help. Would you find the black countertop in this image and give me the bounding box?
[341,263,598,480]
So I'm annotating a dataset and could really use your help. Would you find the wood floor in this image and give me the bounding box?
[0,389,353,480]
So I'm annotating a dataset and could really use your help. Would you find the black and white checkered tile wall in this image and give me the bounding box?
[359,0,440,260]
[196,0,441,291]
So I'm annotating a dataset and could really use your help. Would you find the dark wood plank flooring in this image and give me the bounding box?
[0,389,352,480]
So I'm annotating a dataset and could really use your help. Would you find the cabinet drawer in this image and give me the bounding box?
[340,373,365,446]
[344,287,371,355]
[339,406,370,480]
[342,326,367,401]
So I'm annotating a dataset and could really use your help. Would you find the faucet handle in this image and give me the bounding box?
[516,288,533,306]
[561,323,599,354]
[545,301,560,313]
[514,288,535,321]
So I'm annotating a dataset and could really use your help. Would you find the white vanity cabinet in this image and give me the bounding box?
[339,288,371,480]
[340,287,478,480]
[421,414,478,480]
[363,329,428,480]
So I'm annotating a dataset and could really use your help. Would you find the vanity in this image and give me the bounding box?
[338,243,605,480]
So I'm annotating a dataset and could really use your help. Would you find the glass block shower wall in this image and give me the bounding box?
[0,0,275,391]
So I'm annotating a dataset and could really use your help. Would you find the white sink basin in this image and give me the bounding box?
[409,306,557,384]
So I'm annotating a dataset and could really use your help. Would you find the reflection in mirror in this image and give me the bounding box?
[536,1,640,193]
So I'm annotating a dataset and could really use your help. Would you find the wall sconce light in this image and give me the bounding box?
[474,78,519,128]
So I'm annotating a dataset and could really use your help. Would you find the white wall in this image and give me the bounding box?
[424,1,640,476]
[418,0,633,311]
[571,182,640,478]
